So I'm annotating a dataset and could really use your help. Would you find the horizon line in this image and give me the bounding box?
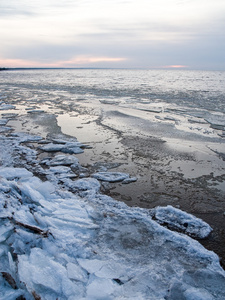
[1,67,224,72]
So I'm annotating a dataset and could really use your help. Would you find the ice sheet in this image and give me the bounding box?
[0,132,225,300]
[0,132,225,299]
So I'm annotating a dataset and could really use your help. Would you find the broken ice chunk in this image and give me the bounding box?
[0,224,14,243]
[77,258,128,280]
[152,205,212,238]
[49,166,72,174]
[42,154,79,166]
[39,143,65,152]
[10,132,43,143]
[122,177,137,184]
[0,103,16,110]
[86,275,118,300]
[39,142,84,154]
[64,178,101,193]
[18,248,80,298]
[66,262,87,282]
[1,113,18,118]
[92,172,129,182]
[205,115,225,130]
[0,119,8,126]
[0,126,12,133]
[0,167,32,180]
[27,109,45,114]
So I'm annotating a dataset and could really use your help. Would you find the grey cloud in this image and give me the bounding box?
[6,31,225,70]
[0,0,34,16]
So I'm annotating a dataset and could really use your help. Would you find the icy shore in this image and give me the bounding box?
[1,129,225,299]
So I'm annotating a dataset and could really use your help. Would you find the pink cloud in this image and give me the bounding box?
[54,56,127,67]
[0,56,127,68]
[162,65,189,69]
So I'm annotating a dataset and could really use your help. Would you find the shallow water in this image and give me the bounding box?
[1,68,225,265]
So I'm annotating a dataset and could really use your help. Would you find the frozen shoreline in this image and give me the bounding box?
[1,104,225,299]
[1,69,225,298]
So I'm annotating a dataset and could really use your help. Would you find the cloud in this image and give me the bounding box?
[162,65,188,69]
[0,0,36,17]
[0,0,225,69]
[53,56,127,68]
[0,58,43,68]
[0,56,127,68]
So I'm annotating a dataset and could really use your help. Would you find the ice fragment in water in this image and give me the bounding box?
[153,205,212,238]
[64,177,101,193]
[0,103,16,110]
[42,154,79,166]
[39,142,84,154]
[11,132,43,143]
[122,177,137,184]
[39,143,65,152]
[49,166,72,174]
[0,126,12,133]
[92,172,130,182]
[205,114,225,130]
[0,119,8,126]
[27,109,45,114]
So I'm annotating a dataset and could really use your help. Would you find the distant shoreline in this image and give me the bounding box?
[1,67,225,72]
[0,67,130,71]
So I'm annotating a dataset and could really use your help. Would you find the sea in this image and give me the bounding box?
[1,68,225,113]
[1,68,225,298]
[1,68,225,198]
[1,68,225,257]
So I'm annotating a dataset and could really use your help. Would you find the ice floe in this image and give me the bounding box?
[0,132,225,299]
[0,167,32,180]
[92,172,137,184]
[205,114,225,130]
[0,126,12,133]
[92,171,130,182]
[122,176,137,184]
[27,109,45,114]
[0,119,8,126]
[39,141,86,154]
[99,99,120,105]
[0,103,16,110]
[1,113,18,119]
[41,154,79,166]
[152,205,212,238]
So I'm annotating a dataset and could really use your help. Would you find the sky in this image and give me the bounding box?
[0,0,225,70]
